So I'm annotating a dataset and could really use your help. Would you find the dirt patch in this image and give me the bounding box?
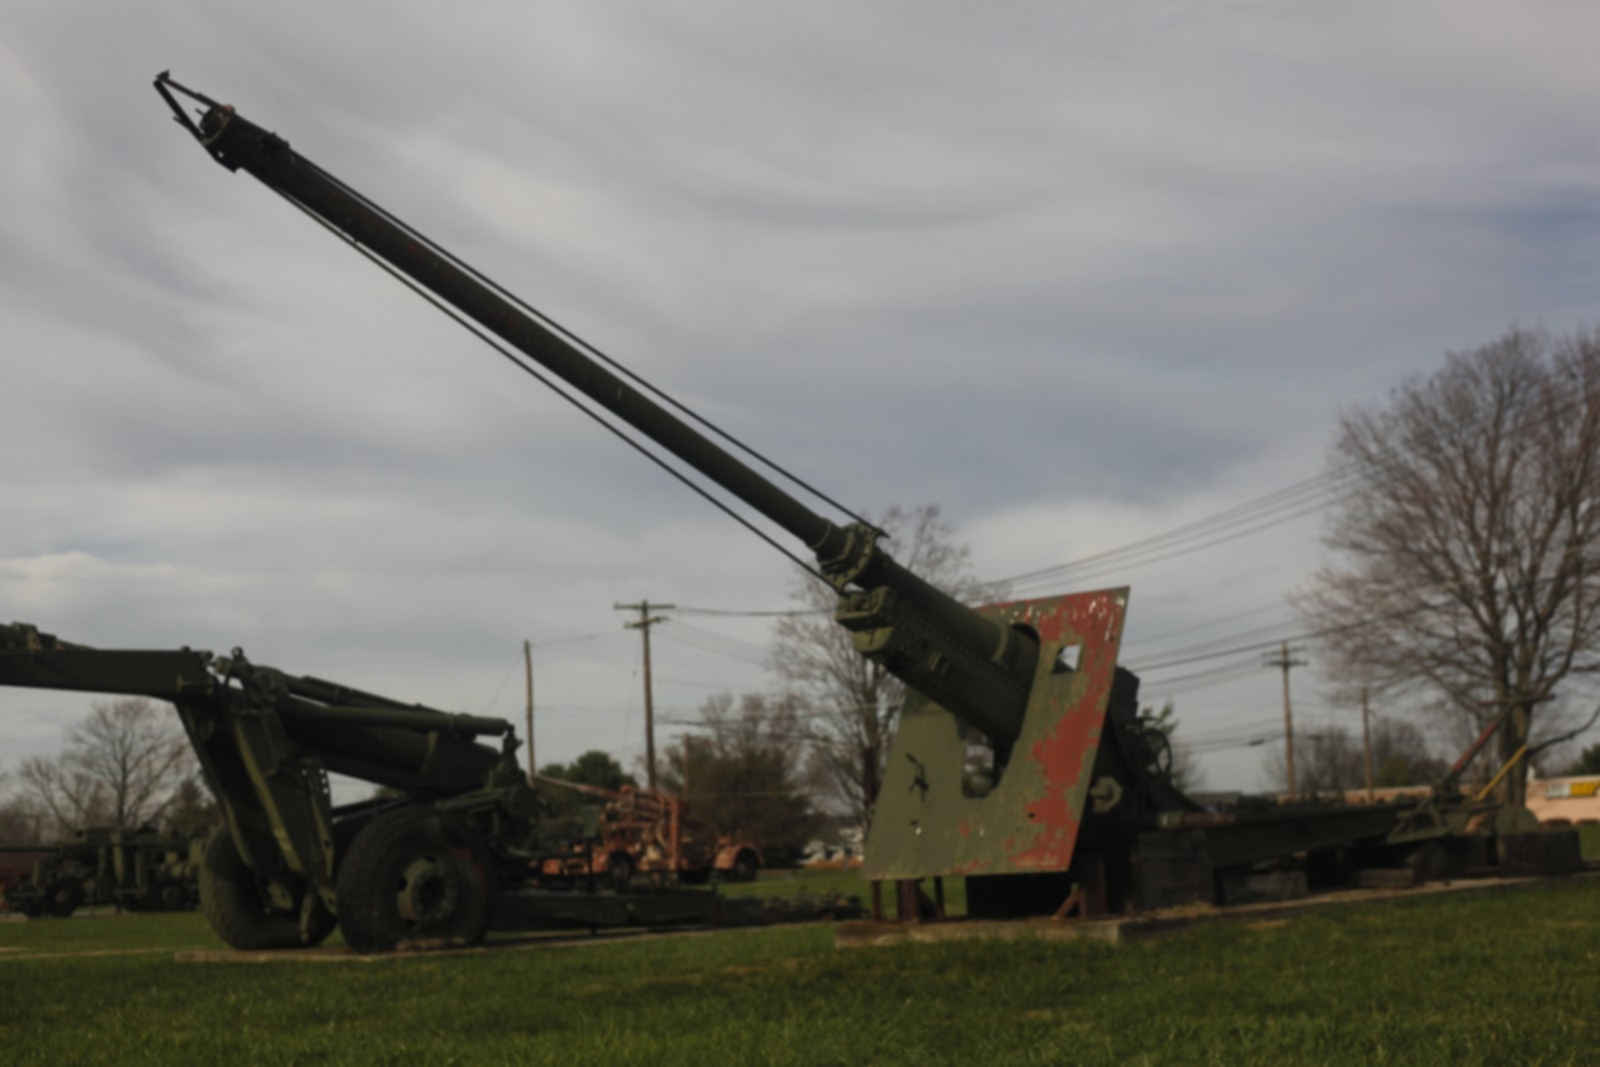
[2,947,172,962]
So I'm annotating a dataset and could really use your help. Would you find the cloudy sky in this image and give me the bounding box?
[5,2,1600,801]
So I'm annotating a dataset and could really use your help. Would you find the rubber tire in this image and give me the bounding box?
[158,881,189,911]
[198,828,302,951]
[1139,727,1174,779]
[336,806,494,954]
[48,880,83,918]
[299,893,338,947]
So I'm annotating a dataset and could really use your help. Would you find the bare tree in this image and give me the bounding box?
[1297,328,1600,812]
[163,774,222,838]
[0,766,46,843]
[772,505,997,826]
[16,699,193,835]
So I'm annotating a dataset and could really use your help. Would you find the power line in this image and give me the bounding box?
[1130,616,1305,673]
[1120,598,1292,653]
[996,471,1356,594]
[989,375,1600,598]
[526,629,623,649]
[672,604,827,618]
[654,622,772,667]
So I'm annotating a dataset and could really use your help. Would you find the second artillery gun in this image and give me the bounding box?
[0,73,1519,952]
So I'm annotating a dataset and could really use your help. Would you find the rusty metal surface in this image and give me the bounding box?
[864,588,1127,880]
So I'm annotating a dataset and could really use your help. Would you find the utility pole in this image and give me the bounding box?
[1361,686,1373,802]
[524,639,535,787]
[615,599,674,791]
[1262,642,1307,798]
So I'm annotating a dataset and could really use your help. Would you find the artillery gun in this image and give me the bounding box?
[0,73,1520,950]
[532,778,762,889]
[0,825,199,918]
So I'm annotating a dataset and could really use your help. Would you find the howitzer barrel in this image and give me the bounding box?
[278,701,510,738]
[278,715,504,794]
[161,83,837,555]
[157,74,1041,747]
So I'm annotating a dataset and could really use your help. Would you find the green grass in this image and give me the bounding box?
[1,880,1595,1065]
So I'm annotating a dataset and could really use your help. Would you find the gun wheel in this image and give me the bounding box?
[47,879,83,918]
[198,828,302,950]
[731,849,759,883]
[1138,726,1174,780]
[158,880,188,911]
[336,806,494,953]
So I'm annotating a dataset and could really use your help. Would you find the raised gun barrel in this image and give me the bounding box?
[155,73,1040,749]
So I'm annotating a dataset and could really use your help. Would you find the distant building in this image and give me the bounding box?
[1526,775,1600,826]
[1254,775,1600,823]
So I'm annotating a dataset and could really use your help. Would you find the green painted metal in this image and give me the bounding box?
[865,589,1127,880]
[149,72,1043,776]
[1578,824,1600,862]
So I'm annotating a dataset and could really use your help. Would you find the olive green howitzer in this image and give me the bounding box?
[0,621,604,950]
[147,73,1213,922]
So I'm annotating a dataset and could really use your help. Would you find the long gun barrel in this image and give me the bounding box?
[155,73,1040,748]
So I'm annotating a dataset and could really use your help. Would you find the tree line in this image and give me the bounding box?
[1,698,216,844]
[1296,327,1600,806]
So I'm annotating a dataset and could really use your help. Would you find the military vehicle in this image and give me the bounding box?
[0,72,1553,951]
[1,826,198,917]
[533,779,761,888]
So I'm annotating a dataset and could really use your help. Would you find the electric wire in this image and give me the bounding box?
[1120,598,1293,652]
[672,604,828,618]
[1001,481,1352,595]
[993,372,1600,597]
[994,468,1359,591]
[653,628,770,668]
[527,629,623,649]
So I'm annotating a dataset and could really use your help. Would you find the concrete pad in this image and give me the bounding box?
[835,869,1600,950]
[836,916,1126,949]
[1,947,174,962]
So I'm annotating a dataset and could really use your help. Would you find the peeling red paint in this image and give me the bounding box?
[1002,590,1124,871]
[862,586,1129,882]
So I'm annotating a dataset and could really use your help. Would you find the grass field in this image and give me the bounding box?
[1,873,1595,1066]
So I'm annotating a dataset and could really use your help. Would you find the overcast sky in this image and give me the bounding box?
[5,2,1600,803]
